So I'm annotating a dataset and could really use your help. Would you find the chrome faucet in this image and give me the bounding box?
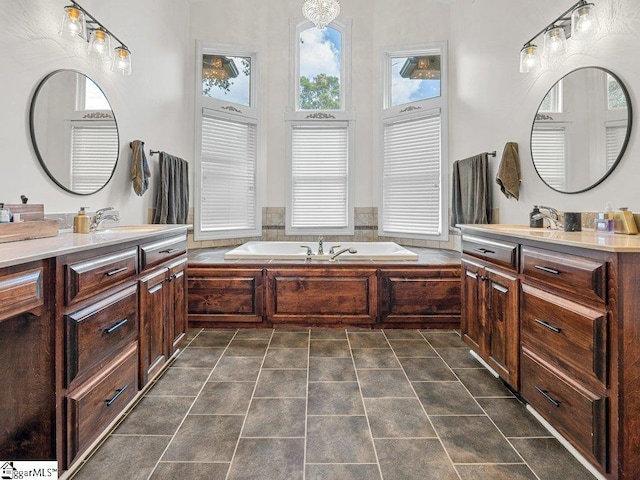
[317,235,324,255]
[300,245,313,256]
[329,247,357,262]
[91,207,120,231]
[533,206,563,230]
[329,244,341,254]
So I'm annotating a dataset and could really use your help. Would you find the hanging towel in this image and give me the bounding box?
[130,140,151,196]
[496,142,521,200]
[153,152,189,224]
[451,153,492,227]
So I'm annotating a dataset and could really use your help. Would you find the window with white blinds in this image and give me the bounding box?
[531,127,566,190]
[199,112,258,236]
[382,113,442,236]
[606,125,626,169]
[289,123,349,231]
[70,123,118,194]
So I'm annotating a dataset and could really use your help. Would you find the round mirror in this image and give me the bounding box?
[29,70,119,195]
[530,67,632,194]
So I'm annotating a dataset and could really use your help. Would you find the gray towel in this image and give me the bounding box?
[130,140,151,196]
[496,142,521,200]
[153,152,189,224]
[451,153,492,227]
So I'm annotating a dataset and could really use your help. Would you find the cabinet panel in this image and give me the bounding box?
[167,257,188,355]
[188,268,264,324]
[65,284,138,387]
[66,344,138,465]
[140,236,187,270]
[65,248,138,305]
[139,268,167,386]
[266,268,377,324]
[522,246,606,303]
[462,235,518,271]
[521,350,607,470]
[0,262,54,460]
[379,268,460,325]
[522,283,607,387]
[461,259,484,352]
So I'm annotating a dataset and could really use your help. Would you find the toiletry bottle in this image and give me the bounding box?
[73,207,90,233]
[529,206,543,228]
[604,202,614,220]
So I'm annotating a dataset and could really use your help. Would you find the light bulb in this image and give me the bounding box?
[571,3,599,40]
[543,26,567,56]
[519,45,540,73]
[59,6,87,41]
[111,46,132,76]
[88,29,112,60]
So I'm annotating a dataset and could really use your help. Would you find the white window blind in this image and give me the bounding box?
[531,127,566,190]
[291,124,348,228]
[382,113,441,236]
[70,124,118,194]
[200,112,257,234]
[606,125,626,169]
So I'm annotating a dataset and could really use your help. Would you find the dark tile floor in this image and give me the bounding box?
[70,328,598,480]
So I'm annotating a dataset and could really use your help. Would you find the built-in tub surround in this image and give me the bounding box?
[186,206,462,252]
[225,241,419,261]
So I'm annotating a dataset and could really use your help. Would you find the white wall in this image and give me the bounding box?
[449,0,640,224]
[0,0,191,224]
[4,0,639,228]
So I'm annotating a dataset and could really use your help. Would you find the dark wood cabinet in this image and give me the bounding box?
[461,257,519,388]
[0,261,55,461]
[379,267,461,327]
[266,267,378,325]
[188,267,265,326]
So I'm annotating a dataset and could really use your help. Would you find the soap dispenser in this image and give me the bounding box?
[529,206,543,228]
[73,207,90,233]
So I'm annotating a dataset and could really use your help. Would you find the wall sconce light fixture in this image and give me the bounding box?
[59,1,132,75]
[519,0,599,73]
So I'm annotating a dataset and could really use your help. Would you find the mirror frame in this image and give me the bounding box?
[29,69,120,196]
[530,66,633,194]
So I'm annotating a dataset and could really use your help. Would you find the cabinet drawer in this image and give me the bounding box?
[521,351,607,470]
[66,248,138,305]
[522,246,605,303]
[0,266,43,322]
[67,343,138,465]
[141,235,187,270]
[521,284,607,386]
[462,235,518,270]
[65,284,138,386]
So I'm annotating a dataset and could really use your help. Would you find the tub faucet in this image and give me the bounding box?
[329,244,341,254]
[329,247,357,262]
[317,236,324,255]
[300,245,313,256]
[533,206,563,230]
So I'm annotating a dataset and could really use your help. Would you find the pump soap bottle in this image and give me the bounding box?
[530,206,543,228]
[73,207,90,233]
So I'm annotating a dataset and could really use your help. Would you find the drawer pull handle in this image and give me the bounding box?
[535,319,562,334]
[104,266,128,277]
[535,386,561,407]
[104,319,128,334]
[534,265,560,275]
[167,273,177,282]
[474,248,495,255]
[106,384,129,407]
[159,248,180,254]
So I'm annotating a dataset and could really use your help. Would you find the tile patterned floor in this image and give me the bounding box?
[70,328,597,480]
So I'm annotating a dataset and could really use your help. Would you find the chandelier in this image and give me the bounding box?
[302,0,340,30]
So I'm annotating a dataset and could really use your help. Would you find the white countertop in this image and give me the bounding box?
[0,225,188,269]
[459,224,640,253]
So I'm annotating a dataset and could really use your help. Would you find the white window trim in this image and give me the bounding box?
[285,18,354,235]
[194,41,262,241]
[379,41,449,241]
[285,120,355,236]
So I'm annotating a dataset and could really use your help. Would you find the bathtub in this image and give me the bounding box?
[224,241,418,261]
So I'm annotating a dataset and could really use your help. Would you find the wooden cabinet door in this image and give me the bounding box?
[485,266,519,388]
[167,257,188,356]
[139,267,167,387]
[461,258,485,353]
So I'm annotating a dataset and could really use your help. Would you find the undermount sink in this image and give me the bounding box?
[96,225,162,233]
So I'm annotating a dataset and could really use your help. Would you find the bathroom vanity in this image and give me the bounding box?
[0,225,188,474]
[460,224,640,480]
